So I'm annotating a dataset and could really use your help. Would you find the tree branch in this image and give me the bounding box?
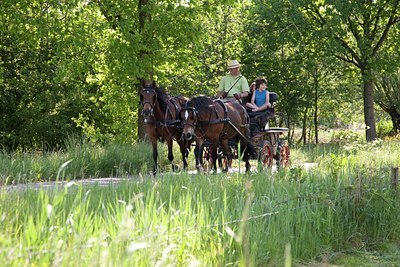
[373,2,400,55]
[334,35,363,68]
[334,53,360,68]
[347,17,361,42]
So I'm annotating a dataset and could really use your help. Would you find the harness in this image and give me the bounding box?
[140,87,183,142]
[181,98,250,141]
[140,88,179,126]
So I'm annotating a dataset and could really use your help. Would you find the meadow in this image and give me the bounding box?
[1,136,400,266]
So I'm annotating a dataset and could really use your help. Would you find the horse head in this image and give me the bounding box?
[140,82,158,122]
[179,101,198,141]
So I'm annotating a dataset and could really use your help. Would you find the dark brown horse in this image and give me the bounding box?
[140,81,190,175]
[179,96,256,172]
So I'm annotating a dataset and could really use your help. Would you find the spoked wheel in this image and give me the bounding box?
[259,141,273,169]
[279,141,290,168]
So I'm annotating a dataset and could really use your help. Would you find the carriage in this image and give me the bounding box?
[200,92,290,171]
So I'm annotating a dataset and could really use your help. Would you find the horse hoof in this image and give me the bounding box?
[196,165,204,173]
[172,164,180,172]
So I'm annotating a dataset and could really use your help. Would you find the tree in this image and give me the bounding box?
[375,71,400,133]
[244,0,335,144]
[90,0,214,140]
[291,0,400,141]
[0,0,96,150]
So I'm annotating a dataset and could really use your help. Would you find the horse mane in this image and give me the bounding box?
[154,86,169,112]
[190,96,214,114]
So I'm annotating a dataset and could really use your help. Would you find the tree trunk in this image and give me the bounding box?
[137,0,150,140]
[313,67,319,144]
[298,104,309,144]
[388,109,400,134]
[137,82,146,140]
[362,75,377,141]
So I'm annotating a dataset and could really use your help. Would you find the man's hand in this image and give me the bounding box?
[216,91,227,98]
[233,93,241,100]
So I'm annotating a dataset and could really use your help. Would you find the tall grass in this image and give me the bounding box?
[0,138,175,185]
[1,139,400,265]
[1,164,400,265]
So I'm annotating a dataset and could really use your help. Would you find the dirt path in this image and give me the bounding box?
[5,177,130,192]
[5,163,318,192]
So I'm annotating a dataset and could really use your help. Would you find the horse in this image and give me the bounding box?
[179,96,257,173]
[140,81,190,175]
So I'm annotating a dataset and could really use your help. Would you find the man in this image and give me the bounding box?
[217,60,250,101]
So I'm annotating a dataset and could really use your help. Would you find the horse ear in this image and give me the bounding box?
[142,79,155,88]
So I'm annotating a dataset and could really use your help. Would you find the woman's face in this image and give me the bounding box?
[259,83,267,90]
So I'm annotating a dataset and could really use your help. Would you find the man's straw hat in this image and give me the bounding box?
[227,60,242,69]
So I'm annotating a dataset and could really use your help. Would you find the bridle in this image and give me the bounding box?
[179,106,198,129]
[140,87,157,118]
[179,103,216,140]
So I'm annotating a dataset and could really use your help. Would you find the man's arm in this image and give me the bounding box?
[218,76,226,92]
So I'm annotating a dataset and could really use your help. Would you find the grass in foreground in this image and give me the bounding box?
[1,162,399,266]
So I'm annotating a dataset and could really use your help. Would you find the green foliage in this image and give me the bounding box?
[375,71,400,134]
[329,130,385,155]
[0,0,102,150]
[2,0,400,150]
[377,120,395,138]
[330,130,364,145]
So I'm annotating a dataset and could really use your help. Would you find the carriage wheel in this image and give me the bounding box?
[279,141,290,168]
[260,141,273,169]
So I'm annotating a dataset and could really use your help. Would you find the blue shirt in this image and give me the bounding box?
[255,90,268,107]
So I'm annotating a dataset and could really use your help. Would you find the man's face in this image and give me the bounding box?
[229,67,240,76]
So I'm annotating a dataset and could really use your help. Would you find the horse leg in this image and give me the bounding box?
[240,139,253,173]
[178,139,189,171]
[211,139,219,173]
[166,139,177,172]
[150,137,158,175]
[220,139,232,172]
[194,139,204,173]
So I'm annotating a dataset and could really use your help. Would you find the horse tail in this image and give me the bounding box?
[238,137,257,159]
[246,140,258,158]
